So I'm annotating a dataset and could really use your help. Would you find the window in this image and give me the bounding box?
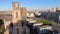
[58,14,60,23]
[16,12,18,18]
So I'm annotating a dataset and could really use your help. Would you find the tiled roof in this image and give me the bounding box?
[0,14,12,16]
[0,11,12,15]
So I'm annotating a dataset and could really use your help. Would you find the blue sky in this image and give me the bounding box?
[0,0,60,10]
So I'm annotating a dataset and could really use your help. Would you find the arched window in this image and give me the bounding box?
[16,12,18,18]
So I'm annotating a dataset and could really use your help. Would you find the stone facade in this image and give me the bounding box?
[21,7,27,18]
[0,2,27,34]
[12,2,21,23]
[53,7,58,12]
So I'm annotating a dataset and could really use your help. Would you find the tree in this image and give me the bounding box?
[0,19,5,34]
[36,19,52,26]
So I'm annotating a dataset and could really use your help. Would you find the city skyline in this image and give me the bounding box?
[0,0,60,10]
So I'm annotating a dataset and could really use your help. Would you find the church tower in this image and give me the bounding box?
[53,7,58,12]
[12,2,21,23]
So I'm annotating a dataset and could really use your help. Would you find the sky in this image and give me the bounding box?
[0,0,60,10]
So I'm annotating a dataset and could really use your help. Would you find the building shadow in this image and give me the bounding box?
[9,20,30,34]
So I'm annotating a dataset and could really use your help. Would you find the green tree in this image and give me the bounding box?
[36,19,52,26]
[0,25,5,34]
[0,19,5,34]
